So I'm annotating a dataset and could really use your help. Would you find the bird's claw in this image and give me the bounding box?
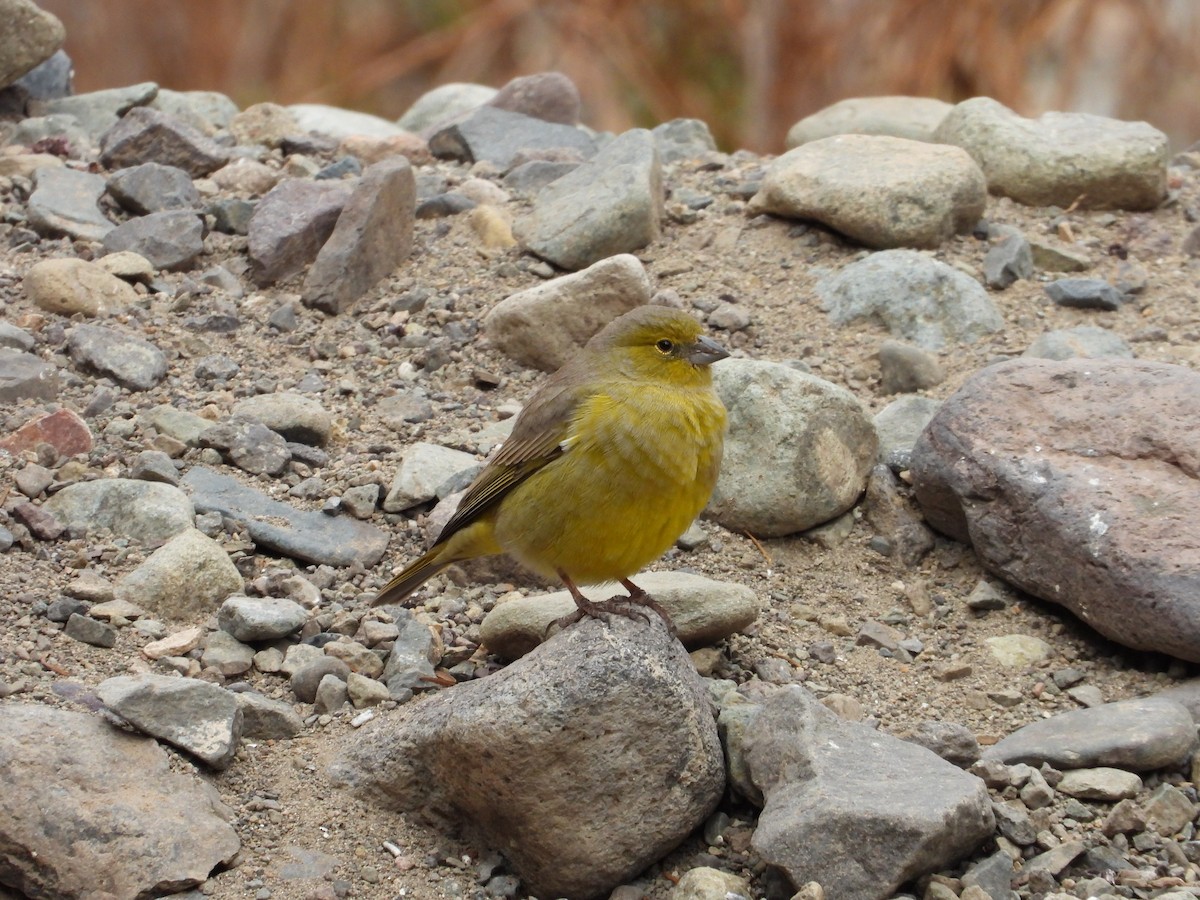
[546,589,677,637]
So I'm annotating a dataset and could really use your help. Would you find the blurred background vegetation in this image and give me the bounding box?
[37,0,1200,152]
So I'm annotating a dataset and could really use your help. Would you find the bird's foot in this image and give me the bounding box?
[549,592,614,634]
[607,589,677,635]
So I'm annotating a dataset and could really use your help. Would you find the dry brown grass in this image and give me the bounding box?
[37,0,1200,151]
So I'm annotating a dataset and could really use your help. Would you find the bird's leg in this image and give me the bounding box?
[549,570,612,633]
[607,578,677,635]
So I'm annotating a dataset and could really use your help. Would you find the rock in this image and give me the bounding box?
[130,448,179,484]
[315,672,350,712]
[652,118,718,164]
[208,196,255,234]
[516,128,662,271]
[911,358,1200,661]
[63,611,117,648]
[1056,768,1143,801]
[379,612,437,694]
[1024,325,1135,360]
[97,673,243,769]
[1142,783,1197,836]
[347,672,390,709]
[982,697,1197,771]
[983,227,1033,289]
[41,82,158,140]
[1044,277,1124,311]
[0,321,34,351]
[26,165,113,241]
[12,499,63,540]
[247,179,351,286]
[730,685,994,899]
[0,0,64,88]
[862,464,936,567]
[381,441,479,512]
[141,625,205,660]
[301,156,415,313]
[106,161,201,213]
[209,157,280,196]
[483,254,652,370]
[817,250,1002,350]
[750,135,985,249]
[95,249,156,282]
[235,690,305,740]
[290,656,350,704]
[287,102,405,139]
[1029,239,1093,272]
[43,478,193,545]
[101,209,205,271]
[201,629,255,676]
[669,866,752,900]
[479,570,759,660]
[115,528,243,620]
[67,322,168,390]
[143,404,214,446]
[337,132,431,166]
[231,392,333,445]
[8,47,70,100]
[878,339,944,394]
[0,407,91,457]
[229,101,299,146]
[0,704,238,898]
[398,82,496,132]
[709,358,877,536]
[933,97,1168,210]
[503,159,580,193]
[984,634,1052,668]
[898,721,982,768]
[150,88,239,134]
[428,105,595,170]
[333,615,723,900]
[0,348,58,403]
[198,418,291,476]
[488,71,581,124]
[99,106,230,177]
[218,594,308,642]
[184,466,390,568]
[785,96,953,147]
[6,113,91,155]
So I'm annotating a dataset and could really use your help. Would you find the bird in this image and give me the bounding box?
[371,304,729,629]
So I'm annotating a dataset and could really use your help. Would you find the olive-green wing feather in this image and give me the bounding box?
[433,370,592,546]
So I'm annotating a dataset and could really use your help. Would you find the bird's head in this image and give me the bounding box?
[588,305,729,386]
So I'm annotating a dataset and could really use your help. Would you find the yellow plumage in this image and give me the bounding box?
[372,305,728,621]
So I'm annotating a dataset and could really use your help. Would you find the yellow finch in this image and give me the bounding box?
[372,305,729,625]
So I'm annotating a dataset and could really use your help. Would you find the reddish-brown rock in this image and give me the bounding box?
[0,407,92,457]
[911,358,1200,662]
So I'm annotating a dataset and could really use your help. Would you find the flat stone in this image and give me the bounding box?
[878,339,944,395]
[26,165,113,241]
[9,47,70,100]
[0,348,58,403]
[99,106,230,177]
[302,156,415,313]
[229,392,332,446]
[24,256,137,316]
[67,322,168,390]
[201,629,255,676]
[42,82,158,139]
[428,105,595,170]
[786,96,953,147]
[1056,768,1143,801]
[44,478,193,546]
[1044,278,1124,311]
[184,466,389,568]
[102,209,205,271]
[247,179,351,286]
[750,134,985,249]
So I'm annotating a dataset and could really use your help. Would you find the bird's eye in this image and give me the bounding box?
[655,339,675,354]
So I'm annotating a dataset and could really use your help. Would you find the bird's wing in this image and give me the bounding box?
[433,374,588,546]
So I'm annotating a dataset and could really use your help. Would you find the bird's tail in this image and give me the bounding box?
[371,520,502,607]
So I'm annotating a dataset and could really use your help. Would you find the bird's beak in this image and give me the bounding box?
[686,335,729,366]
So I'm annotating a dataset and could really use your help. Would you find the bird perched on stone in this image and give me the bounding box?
[372,304,729,627]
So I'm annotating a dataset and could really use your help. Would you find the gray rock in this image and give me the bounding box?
[200,629,255,676]
[0,347,58,403]
[315,672,350,712]
[934,97,1168,210]
[130,449,179,485]
[23,257,136,317]
[67,322,168,390]
[381,441,480,512]
[878,339,944,394]
[515,128,662,271]
[301,156,415,313]
[114,528,243,621]
[332,615,723,900]
[1024,325,1134,360]
[230,392,332,445]
[143,404,213,446]
[0,321,34,351]
[991,801,1038,846]
[347,671,390,709]
[26,165,113,241]
[785,96,953,147]
[1044,278,1124,310]
[290,656,350,704]
[709,358,877,536]
[247,179,351,286]
[209,196,255,235]
[0,704,238,898]
[487,71,581,125]
[911,358,1200,661]
[235,690,304,739]
[43,81,158,139]
[218,594,308,642]
[184,466,389,568]
[873,395,940,469]
[63,612,116,648]
[379,611,437,694]
[483,253,653,370]
[340,483,380,519]
[984,634,1052,668]
[1057,767,1143,801]
[9,47,71,100]
[479,571,759,660]
[97,673,243,769]
[982,697,1197,771]
[44,478,193,545]
[6,112,90,154]
[817,250,1002,350]
[730,685,993,900]
[1155,677,1200,722]
[751,135,985,249]
[1143,783,1197,835]
[0,0,64,88]
[428,105,595,170]
[199,418,291,476]
[863,464,936,567]
[652,118,718,163]
[288,102,405,139]
[150,88,240,134]
[102,209,204,271]
[1030,239,1093,272]
[106,161,201,213]
[99,106,230,177]
[898,721,982,768]
[398,82,496,132]
[983,227,1033,289]
[962,850,1015,900]
[502,159,580,193]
